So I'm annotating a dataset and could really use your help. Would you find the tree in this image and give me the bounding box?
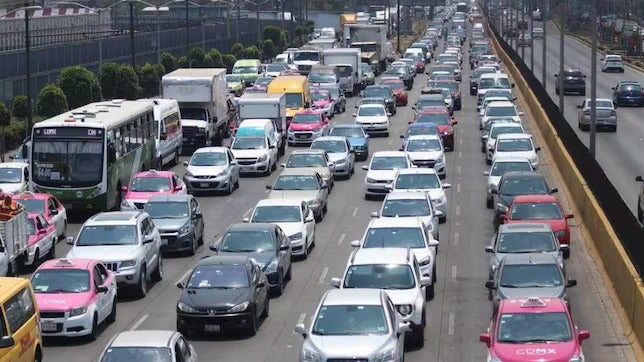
[154,63,166,79]
[280,31,289,50]
[36,84,68,118]
[189,47,206,67]
[177,56,189,68]
[263,25,283,50]
[222,54,237,72]
[11,96,30,121]
[243,45,261,60]
[114,65,140,100]
[295,25,306,44]
[138,63,160,98]
[202,55,215,67]
[229,43,244,60]
[161,52,178,72]
[207,49,224,68]
[262,39,276,61]
[100,62,120,100]
[0,102,10,162]
[58,66,102,109]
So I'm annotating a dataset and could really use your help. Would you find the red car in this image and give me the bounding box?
[242,85,267,95]
[427,80,461,110]
[501,194,574,257]
[411,109,458,150]
[382,79,408,106]
[287,109,329,145]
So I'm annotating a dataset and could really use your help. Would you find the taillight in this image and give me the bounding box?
[640,90,644,96]
[610,110,617,116]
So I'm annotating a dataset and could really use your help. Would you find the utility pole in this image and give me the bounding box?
[541,1,547,88]
[529,0,534,70]
[558,0,565,114]
[236,0,240,43]
[396,0,401,54]
[589,0,598,157]
[129,0,135,68]
[186,0,191,66]
[520,0,525,60]
[25,3,33,137]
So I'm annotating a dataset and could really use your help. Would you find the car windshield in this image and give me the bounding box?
[32,138,103,187]
[285,93,303,108]
[0,168,22,183]
[497,231,558,253]
[370,156,407,170]
[485,90,513,99]
[358,106,386,116]
[190,152,227,166]
[416,113,450,125]
[16,198,45,214]
[293,114,321,124]
[407,125,439,137]
[586,100,613,108]
[294,51,319,61]
[417,99,445,109]
[273,175,319,190]
[386,67,406,75]
[309,73,337,83]
[145,201,189,219]
[382,199,430,217]
[251,205,301,223]
[330,127,365,138]
[406,138,442,151]
[473,69,495,78]
[101,347,173,362]
[255,77,272,85]
[232,66,258,74]
[490,161,532,176]
[429,82,458,91]
[31,269,90,293]
[500,263,563,288]
[363,227,425,248]
[337,66,352,77]
[320,87,340,99]
[486,106,517,117]
[286,154,327,167]
[75,225,138,246]
[232,137,265,150]
[129,177,171,192]
[479,78,511,89]
[491,126,523,139]
[361,64,373,73]
[395,173,440,189]
[500,178,548,195]
[220,230,274,253]
[266,64,286,72]
[383,82,404,90]
[312,305,388,336]
[312,92,330,101]
[511,202,563,220]
[226,75,241,83]
[363,88,388,98]
[497,312,573,343]
[186,264,249,288]
[344,264,415,289]
[311,140,346,153]
[497,138,533,152]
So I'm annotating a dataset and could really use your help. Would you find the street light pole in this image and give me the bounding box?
[236,0,240,43]
[529,0,534,70]
[186,0,190,66]
[156,8,161,63]
[558,0,565,114]
[201,6,206,50]
[541,1,547,88]
[129,1,136,68]
[396,0,401,54]
[521,0,525,60]
[589,0,598,157]
[25,3,33,136]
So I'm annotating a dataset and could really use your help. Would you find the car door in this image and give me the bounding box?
[227,150,239,180]
[250,262,267,316]
[36,215,54,257]
[46,198,62,237]
[190,198,204,241]
[96,262,115,316]
[386,297,405,353]
[92,265,110,320]
[273,228,286,278]
[302,202,314,243]
[173,174,186,194]
[316,173,328,203]
[345,139,355,166]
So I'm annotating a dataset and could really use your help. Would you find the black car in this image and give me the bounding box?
[145,194,205,256]
[176,255,270,336]
[362,85,396,115]
[555,68,586,95]
[211,223,292,295]
[382,66,414,90]
[490,171,558,228]
[612,81,644,106]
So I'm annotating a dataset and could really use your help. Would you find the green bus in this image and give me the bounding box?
[29,99,157,211]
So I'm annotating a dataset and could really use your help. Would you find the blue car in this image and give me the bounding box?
[612,81,644,106]
[329,124,369,161]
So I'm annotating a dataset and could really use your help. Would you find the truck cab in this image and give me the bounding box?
[293,47,322,75]
[232,59,262,87]
[237,93,287,157]
[267,76,311,128]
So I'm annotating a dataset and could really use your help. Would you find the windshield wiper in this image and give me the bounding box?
[39,289,74,293]
[499,284,520,288]
[227,249,262,253]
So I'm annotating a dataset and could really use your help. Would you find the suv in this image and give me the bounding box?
[372,190,442,240]
[294,288,409,361]
[66,211,164,298]
[144,194,204,256]
[330,248,430,347]
[555,68,586,95]
[636,175,644,223]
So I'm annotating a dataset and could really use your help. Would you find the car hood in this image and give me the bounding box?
[356,116,388,124]
[180,287,251,309]
[35,291,94,312]
[313,100,332,108]
[507,218,567,232]
[0,183,22,193]
[231,149,267,159]
[268,190,320,201]
[218,250,275,268]
[493,341,579,362]
[494,151,535,160]
[67,245,141,261]
[426,188,445,201]
[383,288,421,306]
[153,218,189,232]
[125,190,172,202]
[327,153,348,163]
[290,122,323,131]
[272,222,304,238]
[499,286,565,300]
[186,165,228,177]
[347,137,368,147]
[406,151,442,161]
[182,119,207,128]
[307,334,391,357]
[366,169,397,181]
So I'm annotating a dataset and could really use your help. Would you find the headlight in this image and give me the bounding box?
[265,258,279,273]
[228,301,250,313]
[177,302,199,313]
[184,170,193,177]
[301,347,322,362]
[120,199,131,208]
[308,199,320,206]
[335,159,346,166]
[120,260,137,268]
[69,307,87,317]
[374,341,397,362]
[312,126,322,132]
[215,169,229,177]
[289,232,303,241]
[418,256,431,266]
[257,154,268,162]
[436,156,445,165]
[569,356,584,362]
[432,196,446,205]
[496,203,508,213]
[555,230,567,238]
[179,224,191,235]
[366,177,377,183]
[397,304,413,315]
[197,126,206,132]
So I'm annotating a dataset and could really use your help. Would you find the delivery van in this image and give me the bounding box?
[267,76,311,126]
[0,277,42,362]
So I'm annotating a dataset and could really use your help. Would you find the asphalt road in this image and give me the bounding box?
[510,19,644,217]
[36,38,637,361]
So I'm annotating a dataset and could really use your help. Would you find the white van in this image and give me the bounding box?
[476,73,514,106]
[231,119,279,175]
[151,99,183,168]
[235,118,279,148]
[404,48,424,61]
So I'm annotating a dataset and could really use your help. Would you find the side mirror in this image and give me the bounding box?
[352,113,357,117]
[451,120,458,125]
[567,279,578,287]
[269,144,276,149]
[370,211,380,218]
[209,244,218,252]
[479,333,491,346]
[491,189,498,194]
[397,322,411,335]
[350,240,361,247]
[183,161,189,166]
[560,244,570,259]
[174,185,183,191]
[0,336,15,349]
[518,112,524,116]
[320,183,328,189]
[159,134,168,140]
[327,162,334,167]
[330,277,341,288]
[386,112,392,116]
[230,160,238,165]
[412,106,417,110]
[435,210,444,218]
[511,83,515,88]
[428,239,439,247]
[143,235,155,244]
[50,209,58,215]
[442,183,452,189]
[400,135,405,139]
[66,236,74,245]
[176,282,185,289]
[280,244,290,251]
[266,185,273,190]
[38,229,47,235]
[576,104,582,108]
[566,213,574,219]
[554,74,559,77]
[120,185,128,192]
[485,245,494,253]
[499,214,507,221]
[305,215,315,223]
[256,281,266,288]
[362,165,369,171]
[550,188,559,194]
[578,330,591,344]
[398,147,404,151]
[294,323,307,337]
[420,277,431,287]
[96,285,108,293]
[485,280,496,289]
[280,163,286,168]
[636,175,643,182]
[611,87,615,90]
[535,147,541,152]
[483,171,490,176]
[242,217,250,223]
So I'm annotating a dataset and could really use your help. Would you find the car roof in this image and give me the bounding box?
[499,222,554,233]
[38,258,94,270]
[496,133,532,140]
[368,217,424,228]
[295,109,323,115]
[584,98,613,103]
[108,330,177,348]
[499,297,569,314]
[290,149,326,155]
[385,190,428,201]
[350,248,413,266]
[409,122,439,129]
[492,156,532,163]
[359,103,386,108]
[480,73,509,79]
[332,124,362,128]
[14,191,49,200]
[397,167,437,175]
[193,147,229,154]
[133,169,175,178]
[312,136,347,142]
[407,134,441,141]
[255,198,303,207]
[278,168,321,177]
[501,171,544,179]
[321,288,385,306]
[418,94,444,100]
[147,194,191,203]
[87,211,143,225]
[372,151,407,158]
[501,253,559,265]
[486,101,515,107]
[512,194,558,203]
[490,122,522,129]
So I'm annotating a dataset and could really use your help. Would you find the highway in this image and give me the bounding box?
[35,37,637,361]
[514,20,644,217]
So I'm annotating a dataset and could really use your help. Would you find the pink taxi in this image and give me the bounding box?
[480,297,590,362]
[120,169,187,210]
[25,213,56,267]
[286,109,329,145]
[311,90,335,119]
[31,258,118,338]
[14,191,67,240]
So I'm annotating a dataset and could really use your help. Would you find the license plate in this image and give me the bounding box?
[296,134,307,139]
[204,324,220,332]
[199,183,210,188]
[41,322,57,332]
[241,166,253,171]
[367,126,376,129]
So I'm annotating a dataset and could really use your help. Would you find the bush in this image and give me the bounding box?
[202,55,215,67]
[177,56,189,68]
[4,118,27,148]
[189,47,206,67]
[36,84,68,118]
[243,45,261,60]
[207,49,224,68]
[230,43,244,59]
[58,66,102,109]
[262,39,276,61]
[11,95,30,120]
[114,65,140,100]
[100,62,120,100]
[161,52,178,72]
[138,63,160,98]
[263,25,284,51]
[154,63,166,79]
[222,54,237,72]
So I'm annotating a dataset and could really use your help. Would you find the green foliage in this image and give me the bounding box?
[114,65,140,100]
[138,63,160,98]
[154,63,166,79]
[207,49,224,68]
[230,43,244,59]
[280,31,289,48]
[177,56,189,68]
[262,39,277,61]
[4,118,27,148]
[202,55,215,67]
[11,96,30,120]
[189,47,206,67]
[243,45,261,60]
[99,62,120,100]
[161,52,177,73]
[0,102,10,128]
[222,54,237,72]
[36,84,68,118]
[263,25,284,50]
[58,66,102,109]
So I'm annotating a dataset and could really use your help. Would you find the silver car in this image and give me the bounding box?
[484,157,535,209]
[295,288,409,362]
[145,194,205,256]
[310,136,356,179]
[577,98,618,132]
[267,168,329,221]
[372,190,442,240]
[99,330,197,361]
[183,147,240,195]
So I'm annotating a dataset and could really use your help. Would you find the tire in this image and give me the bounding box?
[261,297,269,318]
[152,255,163,282]
[59,221,67,242]
[301,240,309,259]
[156,158,163,171]
[136,265,148,298]
[273,272,284,296]
[189,234,198,256]
[48,243,55,260]
[486,197,494,209]
[555,88,559,95]
[173,149,180,165]
[439,215,446,224]
[115,184,123,211]
[247,308,258,336]
[285,263,292,280]
[425,283,435,300]
[412,323,425,348]
[224,179,234,195]
[234,176,240,189]
[89,314,99,341]
[637,201,643,223]
[34,348,42,362]
[107,297,117,323]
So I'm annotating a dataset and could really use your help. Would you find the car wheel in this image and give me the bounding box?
[60,221,67,241]
[637,201,642,223]
[302,240,309,259]
[273,270,284,296]
[247,308,258,336]
[107,297,117,323]
[413,320,425,348]
[234,174,240,188]
[224,179,234,195]
[32,249,39,269]
[136,265,148,298]
[439,215,446,224]
[48,243,55,260]
[89,313,99,341]
[261,297,269,318]
[174,149,180,165]
[189,233,198,256]
[286,263,292,281]
[152,255,163,282]
[486,197,494,209]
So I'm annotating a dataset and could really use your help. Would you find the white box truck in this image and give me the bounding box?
[322,48,363,96]
[344,24,388,75]
[237,93,287,156]
[162,68,230,148]
[0,207,28,276]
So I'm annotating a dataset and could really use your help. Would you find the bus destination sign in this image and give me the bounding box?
[34,127,104,139]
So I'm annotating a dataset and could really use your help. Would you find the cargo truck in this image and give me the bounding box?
[0,205,28,277]
[307,38,339,50]
[237,93,287,156]
[293,46,323,75]
[344,24,388,75]
[340,13,357,32]
[162,68,230,149]
[322,48,363,96]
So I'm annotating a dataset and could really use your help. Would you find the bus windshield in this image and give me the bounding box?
[32,139,103,187]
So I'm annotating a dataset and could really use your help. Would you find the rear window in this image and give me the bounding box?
[565,71,583,77]
[620,84,641,91]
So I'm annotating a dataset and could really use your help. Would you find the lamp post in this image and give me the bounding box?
[541,1,547,88]
[520,0,525,60]
[589,0,598,157]
[142,5,170,64]
[558,0,565,114]
[236,0,240,43]
[529,0,534,70]
[396,0,401,54]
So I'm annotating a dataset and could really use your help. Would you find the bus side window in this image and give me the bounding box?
[135,118,143,147]
[148,114,155,141]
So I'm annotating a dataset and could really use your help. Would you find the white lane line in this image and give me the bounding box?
[457,166,462,174]
[242,207,252,217]
[453,232,459,246]
[352,207,359,217]
[175,269,192,286]
[337,233,347,245]
[455,205,461,216]
[318,267,329,284]
[448,312,455,335]
[457,151,462,158]
[293,313,307,334]
[451,265,457,280]
[130,314,149,331]
[459,138,463,145]
[456,183,461,193]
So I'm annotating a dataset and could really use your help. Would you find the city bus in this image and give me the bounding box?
[29,99,157,211]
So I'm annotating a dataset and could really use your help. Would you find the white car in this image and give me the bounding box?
[0,162,29,194]
[601,54,625,72]
[350,218,439,299]
[492,133,540,168]
[264,63,288,77]
[362,151,413,199]
[244,198,316,258]
[484,122,526,162]
[386,168,451,222]
[477,96,513,113]
[484,157,535,208]
[310,136,356,179]
[230,135,278,176]
[532,27,544,39]
[183,147,240,194]
[400,134,447,178]
[331,248,431,347]
[353,104,391,136]
[480,101,523,129]
[372,190,441,240]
